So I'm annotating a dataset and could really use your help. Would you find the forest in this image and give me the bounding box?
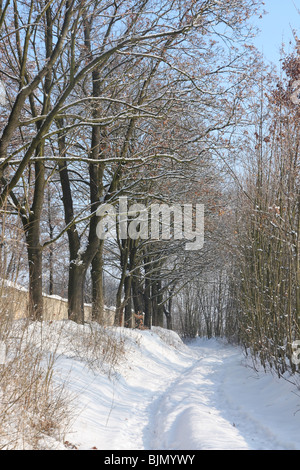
[0,0,299,385]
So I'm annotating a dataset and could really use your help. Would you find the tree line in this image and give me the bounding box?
[1,0,299,377]
[0,0,261,325]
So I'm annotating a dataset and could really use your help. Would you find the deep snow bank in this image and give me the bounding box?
[50,324,300,450]
[8,321,300,450]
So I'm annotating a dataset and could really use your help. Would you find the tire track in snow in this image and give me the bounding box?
[143,353,206,450]
[144,340,296,450]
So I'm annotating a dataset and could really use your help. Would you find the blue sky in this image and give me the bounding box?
[252,0,299,66]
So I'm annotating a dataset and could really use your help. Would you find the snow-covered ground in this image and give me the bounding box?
[47,323,300,451]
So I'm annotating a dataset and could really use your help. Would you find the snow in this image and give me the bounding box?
[40,323,300,451]
[3,320,300,450]
[0,278,28,292]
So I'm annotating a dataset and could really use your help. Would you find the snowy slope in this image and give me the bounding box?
[45,323,300,451]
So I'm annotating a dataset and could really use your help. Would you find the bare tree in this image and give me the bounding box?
[0,0,262,322]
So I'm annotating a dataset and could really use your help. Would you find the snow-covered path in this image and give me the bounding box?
[61,328,300,451]
[147,340,300,450]
[147,344,251,450]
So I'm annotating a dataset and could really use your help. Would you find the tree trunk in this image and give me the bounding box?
[164,285,175,330]
[151,278,158,326]
[25,159,45,321]
[132,270,144,315]
[152,277,164,327]
[164,310,172,330]
[68,263,86,324]
[47,189,54,295]
[115,283,124,327]
[143,258,152,328]
[27,242,43,321]
[124,274,133,327]
[91,241,105,323]
[114,239,129,326]
[24,11,52,320]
